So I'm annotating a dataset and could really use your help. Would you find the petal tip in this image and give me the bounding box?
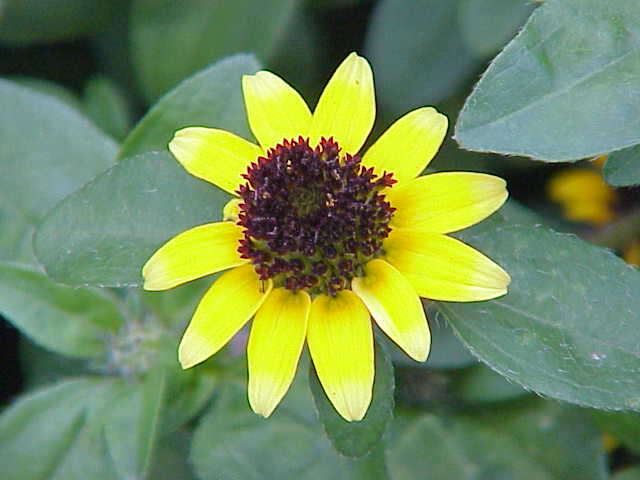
[178,332,213,370]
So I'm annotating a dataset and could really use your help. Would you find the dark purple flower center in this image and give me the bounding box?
[237,137,395,296]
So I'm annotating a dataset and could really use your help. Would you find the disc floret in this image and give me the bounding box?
[237,137,396,296]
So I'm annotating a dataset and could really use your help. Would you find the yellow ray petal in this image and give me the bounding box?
[384,228,510,302]
[352,259,430,362]
[242,71,312,151]
[169,127,262,195]
[308,52,375,155]
[387,172,508,233]
[248,288,310,418]
[362,107,448,184]
[307,290,373,422]
[178,265,272,369]
[143,222,246,290]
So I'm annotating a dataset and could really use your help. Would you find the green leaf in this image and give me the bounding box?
[455,0,640,162]
[130,0,298,101]
[0,375,168,480]
[388,400,607,480]
[591,409,640,455]
[457,0,535,56]
[35,151,228,287]
[0,80,117,261]
[83,76,132,141]
[0,263,123,357]
[436,225,640,411]
[0,378,122,480]
[119,54,261,159]
[0,194,34,263]
[104,370,166,480]
[604,145,640,187]
[309,341,394,458]
[0,0,125,45]
[365,0,482,116]
[190,380,388,480]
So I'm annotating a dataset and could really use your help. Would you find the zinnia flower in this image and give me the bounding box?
[143,53,510,421]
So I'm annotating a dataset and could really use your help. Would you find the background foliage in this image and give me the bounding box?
[1,0,640,479]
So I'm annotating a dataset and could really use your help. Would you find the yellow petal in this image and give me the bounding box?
[308,52,375,155]
[242,71,312,151]
[178,265,272,369]
[352,259,430,362]
[142,222,246,291]
[307,290,373,422]
[169,127,262,195]
[362,107,448,184]
[248,288,310,417]
[384,228,510,302]
[387,172,508,233]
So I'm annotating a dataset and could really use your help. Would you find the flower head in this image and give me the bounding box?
[143,53,510,421]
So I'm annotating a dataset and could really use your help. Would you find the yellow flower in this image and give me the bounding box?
[142,53,510,421]
[547,165,617,226]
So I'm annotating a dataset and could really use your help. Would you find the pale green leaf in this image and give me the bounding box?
[456,0,640,162]
[0,80,117,263]
[389,400,606,480]
[119,54,261,158]
[0,263,123,357]
[130,0,298,101]
[437,225,640,411]
[191,379,387,480]
[35,151,228,287]
[604,145,640,187]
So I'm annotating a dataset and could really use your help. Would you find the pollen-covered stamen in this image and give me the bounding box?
[237,137,396,296]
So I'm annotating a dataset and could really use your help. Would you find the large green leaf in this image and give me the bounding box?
[130,0,298,101]
[0,0,125,45]
[0,378,121,480]
[604,145,640,187]
[35,151,228,287]
[388,400,606,480]
[119,54,261,159]
[436,225,640,411]
[0,80,117,262]
[190,380,387,480]
[455,0,640,162]
[364,0,482,116]
[0,263,122,357]
[309,341,394,458]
